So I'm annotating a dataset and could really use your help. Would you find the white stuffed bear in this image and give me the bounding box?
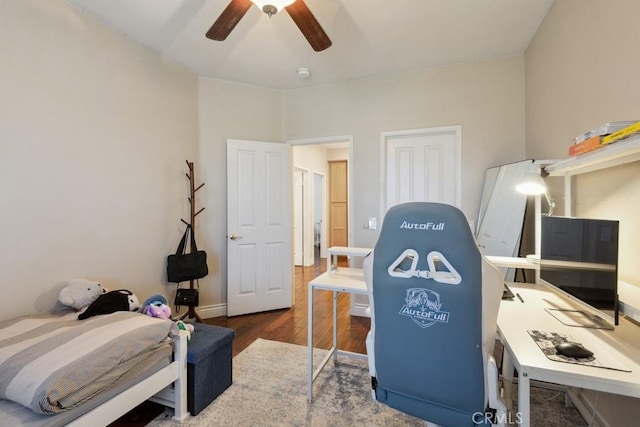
[58,279,107,311]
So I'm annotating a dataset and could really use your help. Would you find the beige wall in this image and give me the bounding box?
[525,0,640,423]
[0,0,198,320]
[197,78,283,314]
[2,2,529,321]
[283,56,526,249]
[526,0,640,289]
[194,57,526,310]
[327,147,349,162]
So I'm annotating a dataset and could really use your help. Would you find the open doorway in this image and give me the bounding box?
[290,136,352,267]
[313,172,325,262]
[293,168,305,266]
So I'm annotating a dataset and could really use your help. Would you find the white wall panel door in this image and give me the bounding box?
[383,126,462,213]
[227,139,292,316]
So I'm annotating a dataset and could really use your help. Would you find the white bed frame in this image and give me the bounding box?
[66,330,188,426]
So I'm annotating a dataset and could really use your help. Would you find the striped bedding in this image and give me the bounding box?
[0,311,172,415]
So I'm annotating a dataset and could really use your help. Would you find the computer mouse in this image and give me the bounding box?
[555,342,594,359]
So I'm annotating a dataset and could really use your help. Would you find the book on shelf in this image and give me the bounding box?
[602,121,640,145]
[574,121,638,144]
[568,135,604,156]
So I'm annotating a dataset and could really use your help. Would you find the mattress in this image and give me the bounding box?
[0,311,173,422]
[0,346,171,426]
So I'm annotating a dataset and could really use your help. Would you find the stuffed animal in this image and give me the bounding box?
[139,293,167,313]
[58,279,107,311]
[143,301,172,320]
[172,320,194,340]
[78,289,140,320]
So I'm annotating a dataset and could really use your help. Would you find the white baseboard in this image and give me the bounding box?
[195,301,369,320]
[350,302,371,318]
[182,303,226,320]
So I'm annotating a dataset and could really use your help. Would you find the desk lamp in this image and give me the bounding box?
[516,168,556,267]
[516,171,555,216]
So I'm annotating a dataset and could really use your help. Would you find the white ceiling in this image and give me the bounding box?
[66,0,555,90]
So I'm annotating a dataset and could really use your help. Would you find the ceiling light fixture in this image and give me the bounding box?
[251,0,295,17]
[297,67,310,79]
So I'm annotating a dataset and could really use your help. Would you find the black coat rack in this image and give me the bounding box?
[178,160,205,322]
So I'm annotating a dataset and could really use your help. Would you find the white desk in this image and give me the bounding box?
[498,282,640,426]
[307,266,369,402]
[326,246,372,271]
[485,255,539,270]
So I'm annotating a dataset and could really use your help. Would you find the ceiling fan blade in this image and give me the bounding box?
[285,0,332,52]
[206,0,253,41]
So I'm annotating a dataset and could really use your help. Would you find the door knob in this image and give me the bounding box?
[229,233,242,240]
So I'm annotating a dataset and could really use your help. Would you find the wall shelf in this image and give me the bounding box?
[546,133,640,177]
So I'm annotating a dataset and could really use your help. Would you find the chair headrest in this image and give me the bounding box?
[374,203,479,285]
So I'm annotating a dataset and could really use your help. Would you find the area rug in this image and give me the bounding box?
[148,338,586,426]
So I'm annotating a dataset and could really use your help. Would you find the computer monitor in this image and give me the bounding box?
[540,215,619,328]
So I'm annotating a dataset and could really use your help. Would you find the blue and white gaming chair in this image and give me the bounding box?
[365,202,506,427]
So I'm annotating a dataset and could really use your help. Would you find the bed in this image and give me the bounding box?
[0,310,188,426]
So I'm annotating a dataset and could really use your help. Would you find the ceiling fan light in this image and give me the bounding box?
[252,0,295,16]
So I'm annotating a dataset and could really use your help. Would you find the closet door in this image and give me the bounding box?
[383,126,461,212]
[328,160,348,248]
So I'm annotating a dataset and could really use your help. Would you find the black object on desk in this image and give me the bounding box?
[502,283,515,300]
[555,342,594,359]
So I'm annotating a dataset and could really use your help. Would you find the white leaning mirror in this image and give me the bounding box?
[476,159,533,280]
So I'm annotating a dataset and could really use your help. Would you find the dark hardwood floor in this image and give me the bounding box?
[110,249,369,425]
[206,250,370,356]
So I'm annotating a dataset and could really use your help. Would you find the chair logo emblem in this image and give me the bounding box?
[399,288,450,328]
[399,221,445,231]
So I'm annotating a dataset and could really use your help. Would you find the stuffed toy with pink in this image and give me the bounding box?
[173,320,194,340]
[139,294,172,319]
[144,301,172,320]
[139,294,194,339]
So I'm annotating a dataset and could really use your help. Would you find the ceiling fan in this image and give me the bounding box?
[206,0,332,52]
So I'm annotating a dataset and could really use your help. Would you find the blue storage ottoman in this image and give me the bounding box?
[186,323,235,415]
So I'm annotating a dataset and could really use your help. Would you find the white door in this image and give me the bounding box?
[227,139,292,316]
[294,168,304,266]
[383,126,461,212]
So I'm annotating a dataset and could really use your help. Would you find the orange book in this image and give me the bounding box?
[568,135,603,156]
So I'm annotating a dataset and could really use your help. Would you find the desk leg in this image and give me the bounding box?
[307,285,314,402]
[518,371,530,427]
[332,291,338,362]
[501,349,514,410]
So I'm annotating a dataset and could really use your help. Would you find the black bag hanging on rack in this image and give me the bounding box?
[174,287,199,307]
[167,225,209,283]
